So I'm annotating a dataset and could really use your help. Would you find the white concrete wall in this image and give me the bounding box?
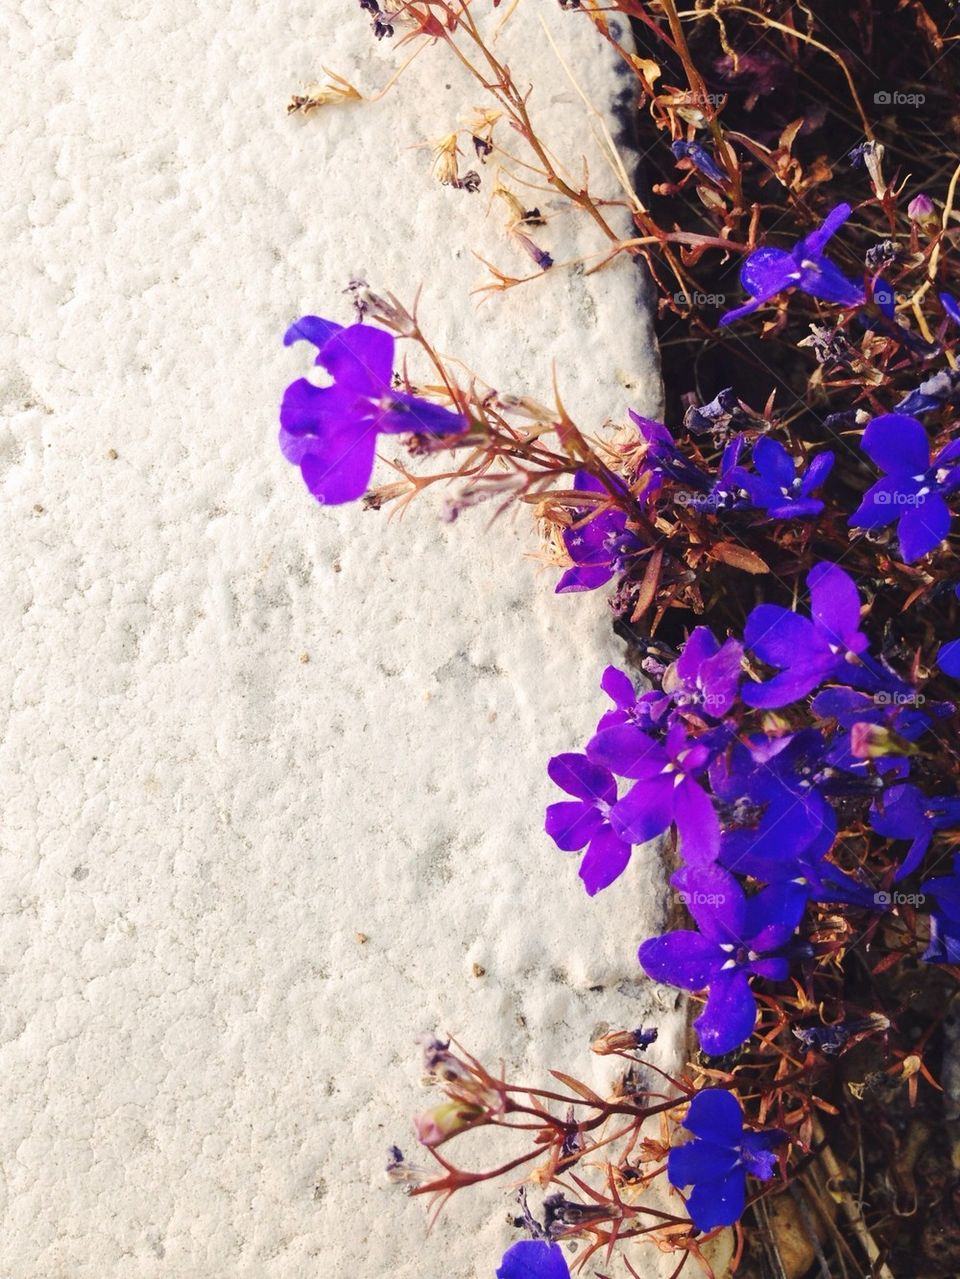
[2,2,679,1274]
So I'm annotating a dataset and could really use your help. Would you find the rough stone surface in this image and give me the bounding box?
[2,2,680,1274]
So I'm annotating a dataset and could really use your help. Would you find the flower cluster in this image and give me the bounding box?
[284,4,960,1267]
[546,558,959,1060]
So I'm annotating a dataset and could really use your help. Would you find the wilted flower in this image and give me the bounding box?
[671,139,728,185]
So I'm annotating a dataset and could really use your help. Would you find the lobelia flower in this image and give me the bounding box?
[555,471,643,593]
[279,316,468,504]
[937,637,960,677]
[720,203,864,326]
[742,563,868,708]
[662,626,743,718]
[587,720,721,862]
[496,1241,570,1279]
[713,731,852,900]
[685,434,752,514]
[870,783,960,880]
[668,1089,785,1231]
[940,292,960,326]
[920,855,960,964]
[544,753,633,895]
[639,864,808,1054]
[731,437,834,518]
[849,413,960,561]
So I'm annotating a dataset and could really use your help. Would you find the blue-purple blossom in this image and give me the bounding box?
[713,731,847,898]
[662,626,743,718]
[940,292,960,326]
[545,753,632,895]
[668,1089,784,1231]
[871,784,960,880]
[720,204,864,326]
[639,864,807,1054]
[849,413,960,561]
[938,638,960,677]
[920,855,960,964]
[671,139,728,185]
[555,471,642,593]
[280,316,468,504]
[731,438,834,518]
[496,1240,570,1279]
[742,563,868,708]
[588,721,721,863]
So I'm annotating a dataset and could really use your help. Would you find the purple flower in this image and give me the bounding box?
[871,784,960,881]
[497,1240,570,1279]
[731,438,834,518]
[555,471,642,593]
[671,139,728,185]
[714,732,844,897]
[668,1089,785,1231]
[940,292,960,326]
[588,721,721,863]
[545,753,632,895]
[939,638,960,677]
[920,855,960,963]
[639,865,807,1054]
[849,414,960,561]
[742,563,868,708]
[280,316,467,504]
[596,665,671,732]
[720,204,864,326]
[662,626,743,719]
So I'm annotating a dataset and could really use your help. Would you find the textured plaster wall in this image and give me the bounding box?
[2,2,681,1275]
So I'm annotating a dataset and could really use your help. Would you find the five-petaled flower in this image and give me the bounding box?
[587,721,721,863]
[280,316,467,504]
[720,203,863,326]
[639,865,807,1054]
[849,413,960,561]
[544,753,633,895]
[668,1089,785,1231]
[920,855,960,964]
[742,563,868,708]
[496,1240,570,1279]
[732,438,834,518]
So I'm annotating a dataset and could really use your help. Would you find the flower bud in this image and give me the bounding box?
[908,194,936,225]
[413,1100,485,1147]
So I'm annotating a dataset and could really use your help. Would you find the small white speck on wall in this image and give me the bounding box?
[1,1,679,1275]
